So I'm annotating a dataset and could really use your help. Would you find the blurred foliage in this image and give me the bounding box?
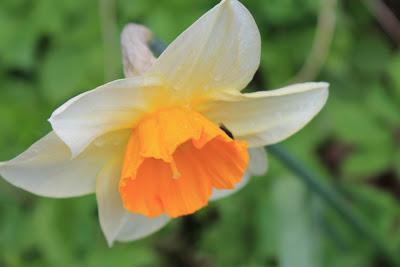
[0,0,400,266]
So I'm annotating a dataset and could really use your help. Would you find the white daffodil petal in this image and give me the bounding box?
[0,130,128,198]
[150,0,260,96]
[49,76,161,157]
[115,214,170,243]
[248,147,268,176]
[121,23,156,77]
[96,156,126,246]
[210,171,251,201]
[96,154,169,246]
[203,82,329,147]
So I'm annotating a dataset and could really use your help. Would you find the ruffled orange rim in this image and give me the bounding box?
[119,106,248,218]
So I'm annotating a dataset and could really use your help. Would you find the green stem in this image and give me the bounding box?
[99,0,120,81]
[268,144,400,266]
[289,0,337,84]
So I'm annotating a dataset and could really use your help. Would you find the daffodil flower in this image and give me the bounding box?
[0,0,328,246]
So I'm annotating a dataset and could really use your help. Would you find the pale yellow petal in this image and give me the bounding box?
[248,147,268,176]
[114,215,169,243]
[96,155,169,246]
[0,130,128,198]
[49,76,161,157]
[149,0,260,99]
[202,82,329,147]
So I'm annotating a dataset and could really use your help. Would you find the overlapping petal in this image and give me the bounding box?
[210,147,268,201]
[210,171,250,201]
[0,130,128,198]
[96,155,169,246]
[248,147,268,176]
[114,214,169,243]
[149,0,261,98]
[202,82,329,147]
[49,76,162,157]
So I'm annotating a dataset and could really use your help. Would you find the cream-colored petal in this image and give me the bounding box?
[49,76,161,157]
[96,155,169,246]
[96,156,126,246]
[149,0,260,98]
[121,23,156,77]
[210,171,250,201]
[0,130,128,198]
[203,82,329,147]
[114,214,169,243]
[248,147,268,176]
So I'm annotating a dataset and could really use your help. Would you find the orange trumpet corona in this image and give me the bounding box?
[119,106,249,218]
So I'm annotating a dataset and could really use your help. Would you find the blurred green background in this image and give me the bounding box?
[0,0,400,266]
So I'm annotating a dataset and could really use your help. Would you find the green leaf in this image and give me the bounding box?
[32,200,75,267]
[366,84,400,127]
[330,100,392,148]
[85,245,159,267]
[0,12,37,68]
[256,0,318,25]
[39,45,104,104]
[388,53,400,102]
[352,35,390,76]
[394,150,400,178]
[347,185,400,250]
[342,149,391,179]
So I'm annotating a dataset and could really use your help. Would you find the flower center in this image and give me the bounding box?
[119,106,249,218]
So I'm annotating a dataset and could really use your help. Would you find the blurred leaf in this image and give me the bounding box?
[32,200,75,267]
[394,151,400,178]
[388,53,400,102]
[39,45,104,104]
[343,149,391,179]
[0,11,38,68]
[86,245,159,267]
[256,0,318,25]
[262,28,314,86]
[39,48,86,103]
[347,185,400,250]
[352,35,390,76]
[330,100,392,148]
[272,177,320,267]
[325,15,353,80]
[366,84,400,127]
[31,0,66,35]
